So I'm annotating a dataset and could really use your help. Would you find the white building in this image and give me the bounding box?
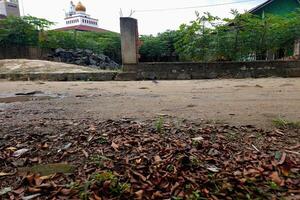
[0,0,20,18]
[64,1,99,29]
[56,1,112,33]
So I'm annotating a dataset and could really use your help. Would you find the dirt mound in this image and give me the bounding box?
[0,59,109,74]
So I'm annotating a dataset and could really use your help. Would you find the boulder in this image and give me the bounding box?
[48,48,120,70]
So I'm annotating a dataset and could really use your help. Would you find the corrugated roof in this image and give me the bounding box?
[249,0,300,14]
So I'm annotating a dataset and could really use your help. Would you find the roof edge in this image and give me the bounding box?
[249,0,300,14]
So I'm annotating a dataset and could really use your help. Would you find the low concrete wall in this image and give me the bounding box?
[125,61,300,80]
[1,61,300,81]
[0,72,118,81]
[0,46,51,60]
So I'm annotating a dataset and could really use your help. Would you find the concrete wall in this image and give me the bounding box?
[0,46,51,60]
[1,61,300,81]
[125,61,300,80]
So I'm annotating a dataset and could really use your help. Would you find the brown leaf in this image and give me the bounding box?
[131,170,147,182]
[243,168,260,176]
[28,187,41,193]
[152,191,163,199]
[278,152,287,165]
[12,148,30,157]
[287,144,300,150]
[135,190,144,200]
[26,174,35,185]
[88,125,96,132]
[270,172,284,186]
[42,143,49,149]
[171,182,180,194]
[154,155,162,163]
[34,176,43,186]
[82,149,89,158]
[93,192,102,200]
[60,188,72,196]
[111,142,119,151]
[13,187,25,195]
[281,165,290,177]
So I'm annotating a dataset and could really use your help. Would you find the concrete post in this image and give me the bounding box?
[294,39,300,57]
[120,17,139,69]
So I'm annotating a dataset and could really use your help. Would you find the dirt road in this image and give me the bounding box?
[0,78,300,128]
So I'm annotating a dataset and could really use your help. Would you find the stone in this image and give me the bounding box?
[48,48,120,70]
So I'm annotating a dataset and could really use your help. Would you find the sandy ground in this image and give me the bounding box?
[0,59,110,73]
[0,78,300,128]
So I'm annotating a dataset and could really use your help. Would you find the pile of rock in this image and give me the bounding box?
[47,48,120,70]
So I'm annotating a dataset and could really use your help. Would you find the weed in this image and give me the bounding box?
[79,181,91,200]
[210,132,217,143]
[155,116,164,133]
[188,191,207,200]
[166,164,175,172]
[225,132,238,141]
[192,140,202,147]
[185,184,192,190]
[68,181,91,200]
[269,181,279,190]
[90,155,111,167]
[190,156,201,167]
[172,197,183,200]
[272,117,300,129]
[92,171,130,196]
[97,137,108,144]
[93,171,117,184]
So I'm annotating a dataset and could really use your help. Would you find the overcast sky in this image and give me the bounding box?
[19,0,266,35]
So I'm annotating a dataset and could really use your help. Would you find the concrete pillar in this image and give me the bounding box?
[294,39,300,57]
[120,17,139,67]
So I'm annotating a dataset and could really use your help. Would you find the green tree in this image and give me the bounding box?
[0,16,38,46]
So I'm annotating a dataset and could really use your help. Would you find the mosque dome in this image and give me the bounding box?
[75,1,86,12]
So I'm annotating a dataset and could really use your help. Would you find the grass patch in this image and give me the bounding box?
[155,116,164,133]
[272,117,300,129]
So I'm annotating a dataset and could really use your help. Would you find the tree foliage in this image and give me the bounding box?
[139,30,178,62]
[175,9,300,61]
[0,16,38,46]
[139,9,300,62]
[0,16,121,63]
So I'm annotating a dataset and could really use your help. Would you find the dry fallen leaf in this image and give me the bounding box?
[22,193,41,200]
[81,149,89,158]
[12,148,30,157]
[278,152,287,165]
[135,190,144,200]
[270,171,284,186]
[192,136,204,141]
[111,142,119,151]
[0,172,15,176]
[154,155,162,163]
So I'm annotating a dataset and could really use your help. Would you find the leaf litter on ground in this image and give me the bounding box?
[0,117,299,199]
